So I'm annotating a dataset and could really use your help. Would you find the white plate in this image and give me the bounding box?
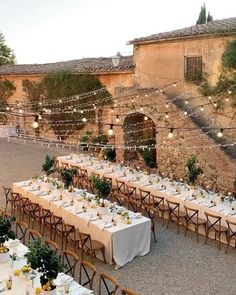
[104,222,113,228]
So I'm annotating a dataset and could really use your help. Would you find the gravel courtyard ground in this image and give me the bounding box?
[0,137,236,295]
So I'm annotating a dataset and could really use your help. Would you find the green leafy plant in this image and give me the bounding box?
[104,148,116,162]
[27,239,63,289]
[92,134,109,144]
[61,168,77,189]
[42,155,56,176]
[222,40,236,70]
[0,32,16,65]
[139,149,156,168]
[92,175,111,199]
[0,215,15,247]
[186,155,203,185]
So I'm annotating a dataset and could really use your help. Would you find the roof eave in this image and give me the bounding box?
[127,31,236,45]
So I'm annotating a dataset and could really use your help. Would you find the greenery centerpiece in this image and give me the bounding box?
[92,175,111,199]
[104,147,116,162]
[0,215,15,263]
[42,155,56,177]
[186,155,203,185]
[61,168,77,190]
[27,239,63,294]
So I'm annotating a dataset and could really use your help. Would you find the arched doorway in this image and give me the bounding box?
[123,112,157,168]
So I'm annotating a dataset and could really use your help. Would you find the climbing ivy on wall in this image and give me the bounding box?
[199,40,236,109]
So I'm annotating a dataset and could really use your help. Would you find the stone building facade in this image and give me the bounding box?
[0,17,236,191]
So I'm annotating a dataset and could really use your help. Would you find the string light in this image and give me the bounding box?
[82,117,87,123]
[228,90,232,94]
[140,106,144,112]
[213,101,218,108]
[200,105,204,111]
[185,100,189,105]
[108,124,114,136]
[19,109,23,114]
[144,115,148,121]
[80,110,84,114]
[168,128,174,139]
[184,111,188,116]
[6,106,9,111]
[165,112,169,119]
[115,115,120,123]
[165,102,169,108]
[217,129,224,138]
[208,96,212,100]
[32,115,39,129]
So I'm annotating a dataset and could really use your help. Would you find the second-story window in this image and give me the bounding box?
[185,56,202,83]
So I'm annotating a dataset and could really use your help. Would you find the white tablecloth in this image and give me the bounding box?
[0,125,17,137]
[0,240,93,294]
[58,154,236,243]
[13,182,151,268]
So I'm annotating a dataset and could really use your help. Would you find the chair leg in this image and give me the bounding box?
[204,229,209,244]
[166,213,171,229]
[218,232,221,250]
[101,248,106,264]
[177,217,180,234]
[196,225,199,243]
[184,223,188,237]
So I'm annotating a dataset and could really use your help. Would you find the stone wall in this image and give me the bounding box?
[113,90,236,193]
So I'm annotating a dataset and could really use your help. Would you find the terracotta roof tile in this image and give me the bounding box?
[0,56,134,75]
[128,17,236,44]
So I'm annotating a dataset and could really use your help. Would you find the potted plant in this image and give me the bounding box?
[0,215,15,263]
[104,147,116,162]
[186,155,203,185]
[92,175,111,199]
[42,155,56,177]
[28,239,63,294]
[61,168,77,190]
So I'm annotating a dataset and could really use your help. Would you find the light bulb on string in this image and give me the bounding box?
[200,105,204,111]
[111,108,114,113]
[59,99,62,103]
[217,129,223,138]
[19,108,23,114]
[213,101,217,108]
[115,115,120,123]
[140,106,144,112]
[185,100,189,105]
[38,112,43,120]
[73,108,77,112]
[108,124,114,136]
[6,106,9,111]
[225,97,229,102]
[228,90,232,94]
[145,94,148,97]
[32,115,39,129]
[144,115,148,121]
[168,128,174,139]
[80,110,83,114]
[165,102,169,108]
[172,82,177,87]
[165,112,169,119]
[208,96,212,100]
[184,111,188,116]
[82,117,87,123]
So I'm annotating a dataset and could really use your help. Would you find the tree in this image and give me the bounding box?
[0,32,16,65]
[207,12,213,23]
[196,3,206,24]
[196,4,213,25]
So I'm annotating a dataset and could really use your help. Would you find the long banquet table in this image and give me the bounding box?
[13,180,151,268]
[0,240,93,294]
[58,154,236,243]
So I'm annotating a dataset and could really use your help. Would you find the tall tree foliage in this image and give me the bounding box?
[0,32,16,65]
[23,71,112,140]
[196,3,213,24]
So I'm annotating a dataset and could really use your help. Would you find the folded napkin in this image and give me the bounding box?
[20,182,29,187]
[54,273,74,286]
[131,212,142,219]
[28,188,38,192]
[7,239,20,248]
[212,205,225,212]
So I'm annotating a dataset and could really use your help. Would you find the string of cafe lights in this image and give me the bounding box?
[1,80,235,144]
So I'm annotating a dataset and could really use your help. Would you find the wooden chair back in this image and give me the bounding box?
[45,240,59,253]
[16,221,28,244]
[79,260,96,290]
[98,272,119,295]
[121,288,138,295]
[62,250,79,277]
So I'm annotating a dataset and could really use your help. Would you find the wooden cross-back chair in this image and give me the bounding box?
[62,250,79,277]
[98,272,119,295]
[79,260,96,290]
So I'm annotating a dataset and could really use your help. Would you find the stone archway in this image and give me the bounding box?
[123,112,157,167]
